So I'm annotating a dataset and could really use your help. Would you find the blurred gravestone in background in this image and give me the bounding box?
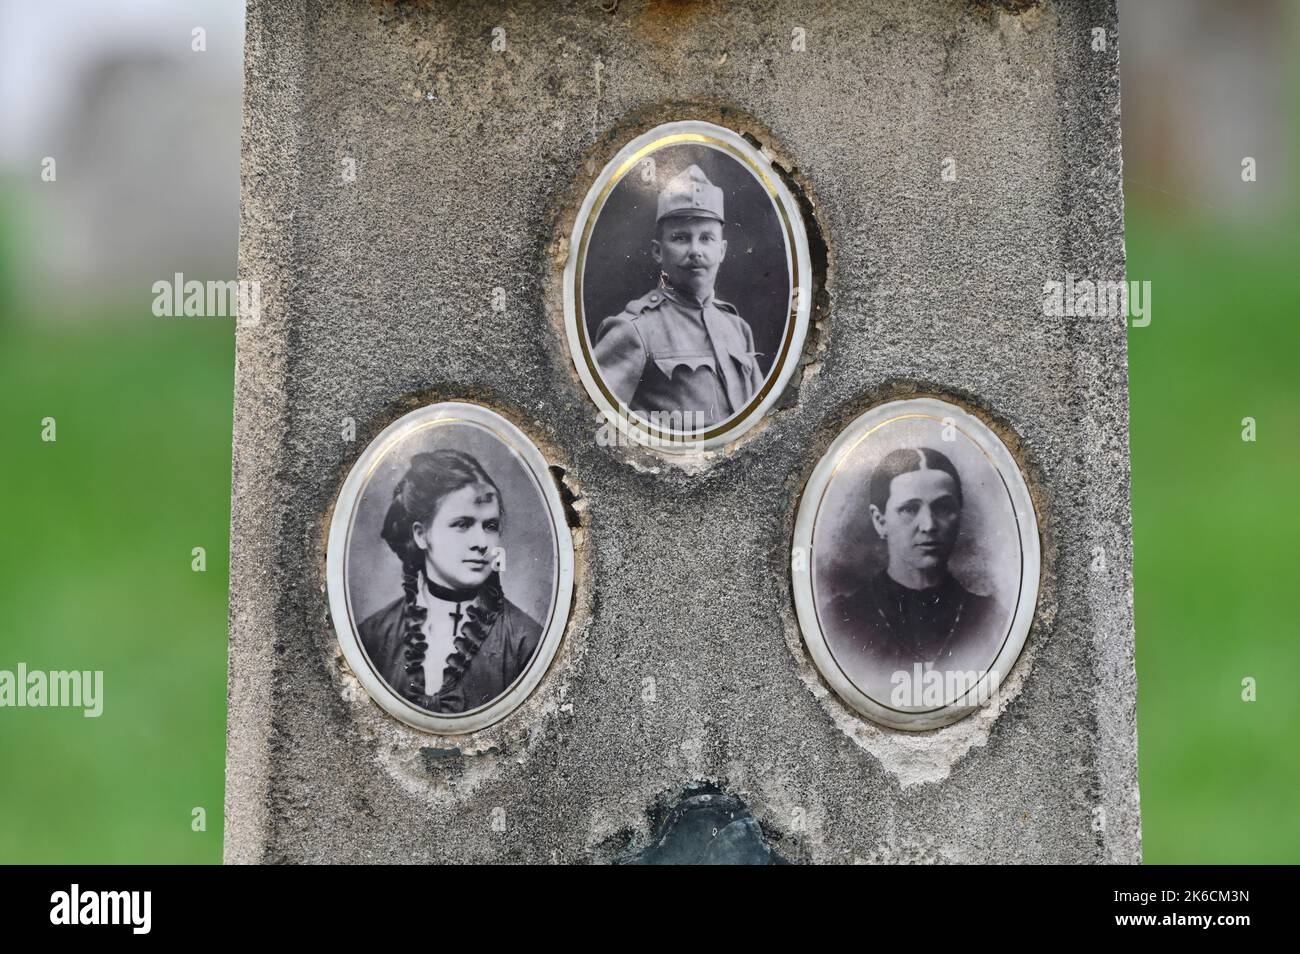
[1120,0,1294,222]
[0,0,242,317]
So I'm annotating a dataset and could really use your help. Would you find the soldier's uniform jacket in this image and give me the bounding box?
[592,281,762,428]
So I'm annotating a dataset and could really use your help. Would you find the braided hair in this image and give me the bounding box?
[380,449,505,709]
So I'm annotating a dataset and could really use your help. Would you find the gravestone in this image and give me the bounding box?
[225,0,1140,863]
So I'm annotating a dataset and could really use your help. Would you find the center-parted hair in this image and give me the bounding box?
[868,447,963,514]
[380,449,503,569]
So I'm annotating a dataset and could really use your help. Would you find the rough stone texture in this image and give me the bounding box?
[226,0,1139,863]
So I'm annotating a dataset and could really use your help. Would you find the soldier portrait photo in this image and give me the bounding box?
[804,407,1028,713]
[574,132,799,441]
[332,408,569,726]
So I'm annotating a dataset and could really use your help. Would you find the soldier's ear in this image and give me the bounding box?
[718,237,728,261]
[650,238,662,265]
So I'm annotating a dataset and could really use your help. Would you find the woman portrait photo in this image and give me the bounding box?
[328,403,574,733]
[359,449,541,714]
[824,446,1004,673]
[793,398,1040,729]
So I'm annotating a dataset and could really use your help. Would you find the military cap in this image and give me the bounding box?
[656,164,725,223]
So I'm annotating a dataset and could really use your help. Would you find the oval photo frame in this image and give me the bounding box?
[326,402,574,735]
[564,120,812,452]
[792,398,1041,731]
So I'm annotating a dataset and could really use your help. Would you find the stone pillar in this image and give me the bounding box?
[226,0,1139,864]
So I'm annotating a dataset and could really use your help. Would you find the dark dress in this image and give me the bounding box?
[825,570,1003,673]
[358,578,543,714]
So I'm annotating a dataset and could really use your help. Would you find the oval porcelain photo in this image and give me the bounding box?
[564,120,812,452]
[326,403,574,735]
[792,398,1041,731]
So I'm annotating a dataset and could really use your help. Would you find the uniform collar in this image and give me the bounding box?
[660,276,716,310]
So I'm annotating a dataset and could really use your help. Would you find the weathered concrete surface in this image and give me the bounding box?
[227,0,1139,863]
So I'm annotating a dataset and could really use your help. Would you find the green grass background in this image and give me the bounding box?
[0,304,232,864]
[0,203,1296,864]
[1127,208,1300,863]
